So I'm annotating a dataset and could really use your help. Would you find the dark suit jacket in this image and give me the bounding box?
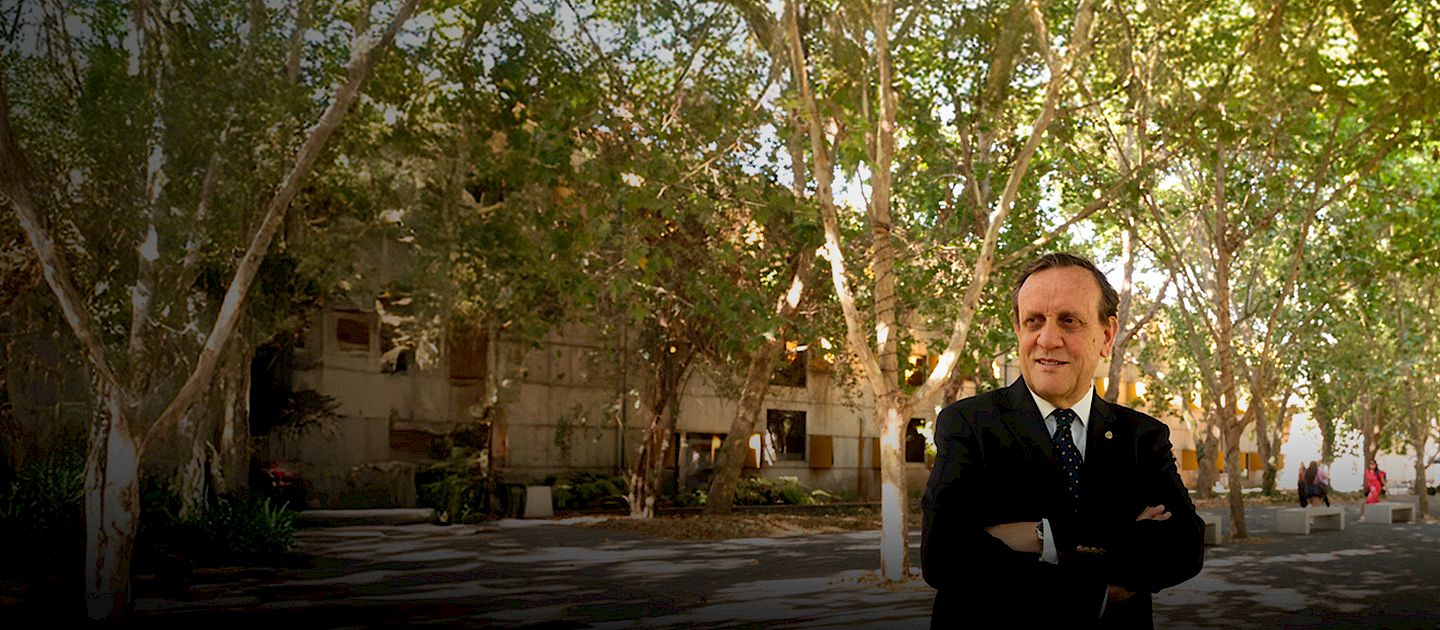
[921,378,1204,629]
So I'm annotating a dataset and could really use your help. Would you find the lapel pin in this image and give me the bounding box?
[1104,431,1113,440]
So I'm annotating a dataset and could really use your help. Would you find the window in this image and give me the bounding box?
[676,432,727,490]
[905,354,932,386]
[335,317,370,351]
[766,409,806,461]
[676,432,725,470]
[770,341,807,388]
[906,418,928,463]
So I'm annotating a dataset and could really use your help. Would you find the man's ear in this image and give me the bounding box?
[1100,315,1118,357]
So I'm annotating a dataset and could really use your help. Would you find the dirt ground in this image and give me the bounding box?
[575,491,1357,542]
[578,509,887,540]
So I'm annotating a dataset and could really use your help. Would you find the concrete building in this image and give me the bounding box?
[267,301,1285,509]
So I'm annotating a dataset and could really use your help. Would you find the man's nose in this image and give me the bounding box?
[1036,322,1063,348]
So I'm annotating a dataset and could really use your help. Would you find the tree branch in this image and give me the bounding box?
[0,72,134,411]
[142,0,422,453]
[911,0,1098,405]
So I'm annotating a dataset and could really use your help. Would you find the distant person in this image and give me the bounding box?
[1360,460,1387,521]
[1304,461,1329,507]
[1296,461,1309,508]
[921,252,1203,628]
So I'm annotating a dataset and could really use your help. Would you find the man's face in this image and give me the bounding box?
[1013,266,1118,409]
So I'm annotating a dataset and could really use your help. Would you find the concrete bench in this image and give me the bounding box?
[1200,513,1223,545]
[1367,502,1414,524]
[1276,506,1344,534]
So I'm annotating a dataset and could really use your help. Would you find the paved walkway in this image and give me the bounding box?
[122,499,1440,628]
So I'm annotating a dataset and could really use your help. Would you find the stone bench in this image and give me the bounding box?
[1200,513,1222,545]
[522,485,554,518]
[1367,502,1414,524]
[1276,506,1344,534]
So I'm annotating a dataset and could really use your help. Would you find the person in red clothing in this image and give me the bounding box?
[1360,460,1387,521]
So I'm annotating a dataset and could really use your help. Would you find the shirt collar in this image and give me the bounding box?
[1027,385,1094,427]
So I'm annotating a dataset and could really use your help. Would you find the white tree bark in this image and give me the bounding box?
[784,0,1097,581]
[1,0,422,617]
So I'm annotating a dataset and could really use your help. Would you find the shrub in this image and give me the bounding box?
[0,452,85,578]
[138,483,298,567]
[733,477,818,506]
[670,489,707,507]
[417,422,494,523]
[552,472,628,510]
[417,463,491,523]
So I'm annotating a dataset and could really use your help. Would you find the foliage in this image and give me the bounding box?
[670,488,707,508]
[551,471,629,510]
[733,476,818,506]
[0,451,85,578]
[137,481,297,567]
[416,422,494,524]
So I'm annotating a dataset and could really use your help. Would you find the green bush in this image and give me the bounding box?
[552,472,628,510]
[670,489,707,507]
[417,464,490,523]
[417,423,494,523]
[0,452,85,578]
[139,483,298,567]
[733,477,818,506]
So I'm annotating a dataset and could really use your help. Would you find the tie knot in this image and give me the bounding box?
[1054,408,1078,428]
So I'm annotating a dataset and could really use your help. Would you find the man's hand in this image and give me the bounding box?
[984,521,1042,553]
[1136,504,1171,522]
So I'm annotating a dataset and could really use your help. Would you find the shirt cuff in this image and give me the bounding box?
[1039,518,1058,564]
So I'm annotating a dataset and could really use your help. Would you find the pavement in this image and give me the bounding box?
[107,498,1440,628]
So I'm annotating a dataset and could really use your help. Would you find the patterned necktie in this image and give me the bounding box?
[1052,408,1083,505]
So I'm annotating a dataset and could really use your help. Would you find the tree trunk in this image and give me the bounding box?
[1223,425,1247,538]
[1359,393,1379,471]
[1251,368,1274,495]
[706,234,813,515]
[877,397,912,582]
[1413,435,1430,521]
[176,319,254,514]
[705,339,781,515]
[1195,406,1219,499]
[84,380,140,620]
[213,333,253,497]
[1212,147,1249,538]
[177,404,208,518]
[627,341,690,519]
[1104,214,1135,403]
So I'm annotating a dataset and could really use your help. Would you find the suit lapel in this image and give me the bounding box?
[1002,377,1055,463]
[1080,393,1117,512]
[1003,378,1078,516]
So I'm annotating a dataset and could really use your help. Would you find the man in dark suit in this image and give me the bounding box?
[921,252,1203,628]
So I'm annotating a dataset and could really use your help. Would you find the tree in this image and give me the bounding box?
[1138,0,1436,537]
[772,0,1115,580]
[0,0,421,617]
[533,0,823,518]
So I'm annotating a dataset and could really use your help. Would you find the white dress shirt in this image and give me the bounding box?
[1026,387,1094,565]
